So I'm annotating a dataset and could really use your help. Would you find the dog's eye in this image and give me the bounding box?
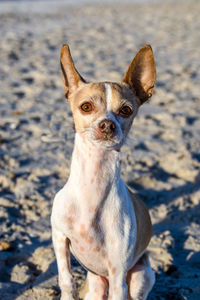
[80,102,93,112]
[119,105,132,118]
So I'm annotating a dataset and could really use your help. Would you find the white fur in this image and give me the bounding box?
[51,85,153,299]
[129,256,155,300]
[51,133,138,299]
[105,83,112,111]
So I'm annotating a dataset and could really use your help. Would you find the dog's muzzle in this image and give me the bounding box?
[98,119,116,139]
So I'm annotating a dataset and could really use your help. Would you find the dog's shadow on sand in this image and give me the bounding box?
[1,230,85,299]
[0,233,57,299]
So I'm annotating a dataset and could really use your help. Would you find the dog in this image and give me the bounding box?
[51,44,156,300]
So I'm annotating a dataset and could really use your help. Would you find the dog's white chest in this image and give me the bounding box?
[52,175,137,276]
[69,221,108,276]
[51,135,137,276]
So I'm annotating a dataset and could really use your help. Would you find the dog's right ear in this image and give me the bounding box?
[122,45,156,105]
[60,44,86,99]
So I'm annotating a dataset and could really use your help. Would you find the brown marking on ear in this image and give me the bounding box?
[60,44,86,99]
[122,45,156,104]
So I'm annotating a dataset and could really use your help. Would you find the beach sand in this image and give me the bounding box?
[0,0,200,299]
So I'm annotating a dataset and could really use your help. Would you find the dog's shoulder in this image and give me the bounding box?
[127,187,152,260]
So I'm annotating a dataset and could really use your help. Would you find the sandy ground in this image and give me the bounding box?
[0,0,200,299]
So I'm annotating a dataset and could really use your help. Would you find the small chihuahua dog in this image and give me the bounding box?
[51,44,156,300]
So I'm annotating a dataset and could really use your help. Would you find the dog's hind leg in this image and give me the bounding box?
[127,253,155,300]
[84,271,108,300]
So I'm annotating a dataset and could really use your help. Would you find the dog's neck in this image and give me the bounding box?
[68,133,121,201]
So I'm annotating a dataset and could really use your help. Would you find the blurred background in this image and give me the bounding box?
[0,0,200,299]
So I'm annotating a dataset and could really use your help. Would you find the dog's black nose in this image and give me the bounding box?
[99,119,116,136]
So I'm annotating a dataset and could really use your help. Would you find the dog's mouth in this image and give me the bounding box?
[94,119,122,144]
[91,129,123,150]
[78,120,123,150]
[95,130,117,142]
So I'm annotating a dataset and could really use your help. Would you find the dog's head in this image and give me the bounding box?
[60,44,156,150]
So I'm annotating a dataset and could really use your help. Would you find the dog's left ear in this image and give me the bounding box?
[122,45,156,104]
[60,44,86,99]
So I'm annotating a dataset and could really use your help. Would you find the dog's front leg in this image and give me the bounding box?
[108,271,128,300]
[52,228,77,300]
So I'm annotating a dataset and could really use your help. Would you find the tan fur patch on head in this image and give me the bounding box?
[69,81,139,136]
[72,83,106,108]
[105,82,139,112]
[70,83,106,123]
[70,83,107,132]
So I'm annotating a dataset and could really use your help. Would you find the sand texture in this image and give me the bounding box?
[0,0,200,299]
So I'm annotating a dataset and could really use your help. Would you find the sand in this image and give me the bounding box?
[0,0,200,299]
